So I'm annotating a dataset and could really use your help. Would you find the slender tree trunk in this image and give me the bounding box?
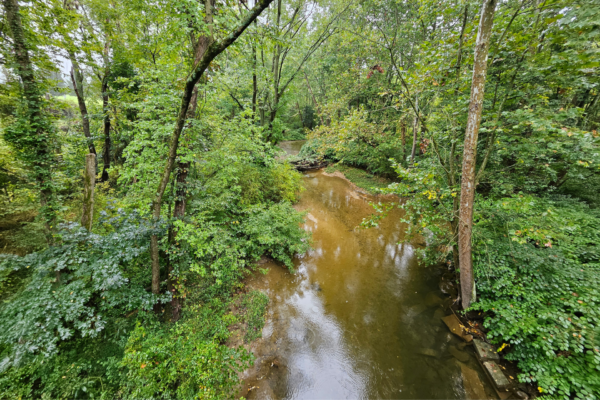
[3,0,57,243]
[267,0,283,136]
[458,0,497,310]
[101,77,111,182]
[149,0,275,298]
[456,4,469,82]
[410,96,419,165]
[252,41,258,117]
[400,118,407,166]
[69,59,96,155]
[81,153,96,230]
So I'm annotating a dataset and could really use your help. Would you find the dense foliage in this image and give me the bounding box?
[1,0,599,396]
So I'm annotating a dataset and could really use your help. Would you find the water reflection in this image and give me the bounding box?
[243,146,495,399]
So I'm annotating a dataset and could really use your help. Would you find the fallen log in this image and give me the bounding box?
[289,159,327,171]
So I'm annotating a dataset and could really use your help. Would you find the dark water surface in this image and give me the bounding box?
[242,141,494,399]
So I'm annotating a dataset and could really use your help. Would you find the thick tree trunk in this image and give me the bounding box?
[3,0,57,243]
[69,60,96,155]
[81,153,96,230]
[149,0,275,298]
[458,0,497,310]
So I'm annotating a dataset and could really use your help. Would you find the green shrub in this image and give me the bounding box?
[121,309,253,400]
[472,195,600,399]
[239,291,269,342]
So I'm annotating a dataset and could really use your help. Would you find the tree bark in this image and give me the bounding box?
[458,0,497,310]
[69,59,96,155]
[3,0,57,243]
[100,76,111,182]
[456,4,469,82]
[149,0,275,298]
[400,118,407,166]
[252,39,258,117]
[81,153,96,230]
[167,87,198,321]
[410,96,419,165]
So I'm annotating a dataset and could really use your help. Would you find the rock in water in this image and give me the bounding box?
[448,345,470,362]
[418,348,440,358]
[458,362,489,400]
[424,292,443,307]
[473,339,500,361]
[442,314,473,342]
[433,307,446,320]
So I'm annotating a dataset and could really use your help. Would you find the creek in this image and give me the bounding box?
[241,140,495,399]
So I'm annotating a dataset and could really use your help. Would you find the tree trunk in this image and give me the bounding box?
[400,118,407,166]
[167,88,198,322]
[101,77,111,182]
[69,60,96,155]
[149,0,275,299]
[456,4,469,82]
[3,0,57,243]
[458,0,497,310]
[81,153,96,230]
[410,96,419,165]
[252,40,258,117]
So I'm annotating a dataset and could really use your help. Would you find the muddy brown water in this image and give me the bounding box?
[241,141,495,399]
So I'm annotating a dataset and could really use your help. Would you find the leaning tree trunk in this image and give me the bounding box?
[458,0,497,310]
[149,0,275,299]
[69,58,96,155]
[3,0,57,243]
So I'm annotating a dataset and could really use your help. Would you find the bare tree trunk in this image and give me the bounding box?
[149,0,275,298]
[400,118,407,166]
[456,4,469,82]
[410,96,419,165]
[252,41,258,117]
[81,153,96,230]
[3,0,57,243]
[101,77,111,182]
[458,0,497,310]
[69,59,96,155]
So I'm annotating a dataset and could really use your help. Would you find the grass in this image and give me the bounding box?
[325,163,392,194]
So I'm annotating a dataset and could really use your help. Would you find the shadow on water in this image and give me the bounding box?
[241,141,496,399]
